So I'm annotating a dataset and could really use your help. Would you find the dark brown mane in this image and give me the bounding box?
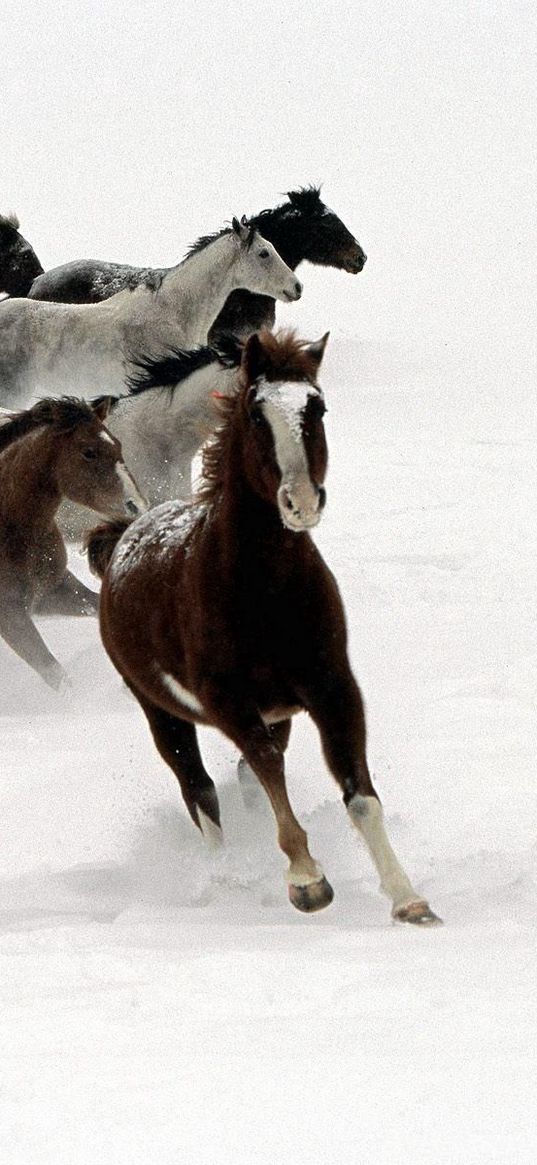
[197,390,240,507]
[245,328,323,383]
[0,397,96,455]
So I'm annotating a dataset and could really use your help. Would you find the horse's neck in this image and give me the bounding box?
[0,431,61,529]
[156,237,237,345]
[212,465,292,584]
[112,363,235,457]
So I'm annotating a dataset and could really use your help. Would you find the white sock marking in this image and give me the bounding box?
[197,807,224,849]
[347,794,421,912]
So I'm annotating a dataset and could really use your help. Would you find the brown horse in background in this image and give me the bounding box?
[88,329,439,925]
[0,398,145,689]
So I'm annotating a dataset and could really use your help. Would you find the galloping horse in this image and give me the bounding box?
[28,186,366,343]
[87,330,439,926]
[0,213,44,298]
[0,398,145,689]
[0,217,301,408]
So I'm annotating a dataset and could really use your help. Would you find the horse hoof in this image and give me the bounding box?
[393,900,443,926]
[288,876,334,913]
[197,806,224,850]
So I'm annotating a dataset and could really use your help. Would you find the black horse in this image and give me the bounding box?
[28,187,366,342]
[0,214,44,298]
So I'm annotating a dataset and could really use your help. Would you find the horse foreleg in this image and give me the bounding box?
[0,600,66,689]
[220,709,333,912]
[34,570,99,617]
[238,719,291,812]
[305,673,441,925]
[133,693,223,845]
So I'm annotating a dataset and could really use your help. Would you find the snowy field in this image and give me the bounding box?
[2,2,537,1163]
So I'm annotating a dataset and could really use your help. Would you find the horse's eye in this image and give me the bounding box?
[258,248,270,259]
[82,447,98,460]
[251,407,264,426]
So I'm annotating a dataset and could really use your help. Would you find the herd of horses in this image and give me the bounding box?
[0,188,440,926]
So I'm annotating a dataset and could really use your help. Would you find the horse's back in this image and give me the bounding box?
[29,259,156,304]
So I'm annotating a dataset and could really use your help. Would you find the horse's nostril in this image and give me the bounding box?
[283,491,294,511]
[294,280,302,298]
[317,486,327,510]
[126,499,139,516]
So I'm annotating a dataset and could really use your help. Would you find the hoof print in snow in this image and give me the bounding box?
[393,900,443,926]
[288,876,335,913]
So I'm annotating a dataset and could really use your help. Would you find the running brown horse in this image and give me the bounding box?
[88,330,440,925]
[0,397,146,689]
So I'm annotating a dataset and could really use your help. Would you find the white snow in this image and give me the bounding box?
[2,2,537,1163]
[109,501,206,582]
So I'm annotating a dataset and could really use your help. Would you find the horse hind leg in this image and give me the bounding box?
[238,720,292,812]
[134,693,223,846]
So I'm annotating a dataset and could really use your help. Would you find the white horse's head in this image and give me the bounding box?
[231,216,302,303]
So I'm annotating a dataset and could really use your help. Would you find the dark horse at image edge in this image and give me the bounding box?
[87,329,439,926]
[28,186,366,342]
[0,214,44,297]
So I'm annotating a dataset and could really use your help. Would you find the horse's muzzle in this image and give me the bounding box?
[282,279,303,302]
[343,245,367,273]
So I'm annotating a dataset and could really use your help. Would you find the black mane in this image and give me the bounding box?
[126,336,243,396]
[254,185,324,224]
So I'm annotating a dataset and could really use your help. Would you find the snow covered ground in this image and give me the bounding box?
[1,331,536,1164]
[2,2,537,1162]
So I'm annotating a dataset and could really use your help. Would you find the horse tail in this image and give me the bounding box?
[85,519,130,578]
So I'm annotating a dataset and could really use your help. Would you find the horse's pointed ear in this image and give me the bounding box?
[91,395,114,421]
[305,331,330,369]
[232,215,250,244]
[242,332,266,383]
[287,191,300,207]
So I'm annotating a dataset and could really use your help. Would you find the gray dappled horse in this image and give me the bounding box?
[0,218,301,408]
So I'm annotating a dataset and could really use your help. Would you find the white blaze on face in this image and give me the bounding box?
[258,379,322,531]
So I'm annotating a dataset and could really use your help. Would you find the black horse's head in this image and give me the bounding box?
[0,214,44,297]
[284,186,367,274]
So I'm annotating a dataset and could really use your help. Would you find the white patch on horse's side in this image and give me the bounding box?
[347,794,422,913]
[161,671,204,714]
[197,807,224,849]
